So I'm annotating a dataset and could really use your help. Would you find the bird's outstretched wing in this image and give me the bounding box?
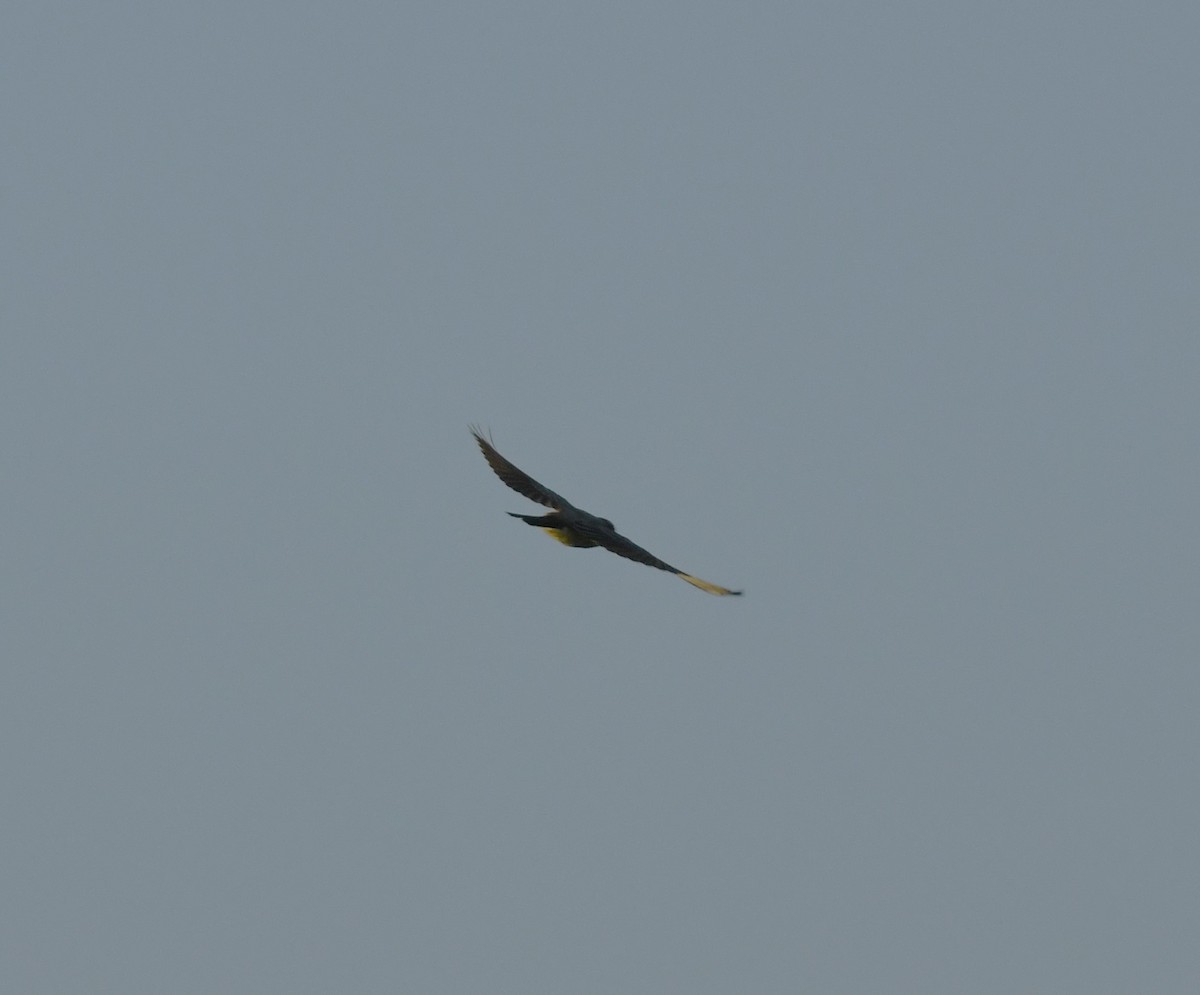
[470,427,575,510]
[588,524,743,597]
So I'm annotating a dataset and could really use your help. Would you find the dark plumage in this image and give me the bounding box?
[471,426,742,596]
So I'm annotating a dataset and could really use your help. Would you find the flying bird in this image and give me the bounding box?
[471,426,742,596]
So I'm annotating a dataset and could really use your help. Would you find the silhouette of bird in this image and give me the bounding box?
[471,426,742,596]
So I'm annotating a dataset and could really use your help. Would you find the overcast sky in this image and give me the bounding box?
[4,2,1199,992]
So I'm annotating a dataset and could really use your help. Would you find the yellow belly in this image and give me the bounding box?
[541,527,594,548]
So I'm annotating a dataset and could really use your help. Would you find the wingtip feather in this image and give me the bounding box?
[679,573,743,596]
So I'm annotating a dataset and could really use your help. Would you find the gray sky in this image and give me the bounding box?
[4,2,1198,992]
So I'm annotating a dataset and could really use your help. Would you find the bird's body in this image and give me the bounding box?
[471,427,741,596]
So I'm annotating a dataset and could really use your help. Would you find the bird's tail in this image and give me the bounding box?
[507,512,592,548]
[507,512,556,526]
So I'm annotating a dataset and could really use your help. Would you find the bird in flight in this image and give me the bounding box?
[471,426,742,596]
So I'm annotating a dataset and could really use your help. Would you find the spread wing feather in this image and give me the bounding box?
[470,427,574,510]
[581,522,743,597]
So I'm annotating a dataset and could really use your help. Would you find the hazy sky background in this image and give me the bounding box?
[4,2,1198,992]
